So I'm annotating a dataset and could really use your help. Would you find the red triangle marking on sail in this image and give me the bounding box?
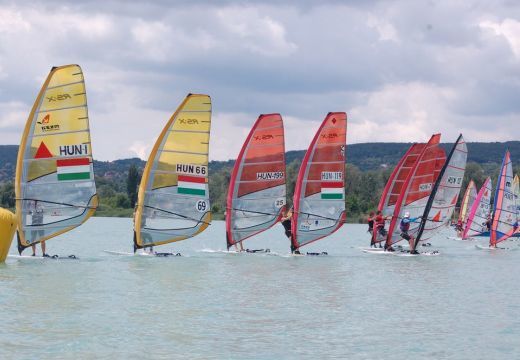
[451,194,458,205]
[432,211,441,222]
[34,141,53,159]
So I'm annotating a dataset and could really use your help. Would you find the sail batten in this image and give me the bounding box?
[291,112,347,251]
[225,114,286,249]
[15,65,98,253]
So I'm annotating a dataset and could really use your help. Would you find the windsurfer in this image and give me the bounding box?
[282,207,300,253]
[367,211,376,247]
[455,219,464,237]
[375,210,390,247]
[399,212,421,254]
[30,201,47,257]
[281,207,293,239]
[485,214,492,232]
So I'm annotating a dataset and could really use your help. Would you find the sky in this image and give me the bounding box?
[0,0,519,161]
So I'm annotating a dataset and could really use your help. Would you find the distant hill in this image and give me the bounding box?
[1,141,519,182]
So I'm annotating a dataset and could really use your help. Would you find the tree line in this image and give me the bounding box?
[0,157,517,223]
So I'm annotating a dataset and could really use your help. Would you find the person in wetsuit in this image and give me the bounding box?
[281,207,301,254]
[367,211,376,247]
[455,218,464,237]
[485,214,492,232]
[400,212,422,254]
[30,201,47,257]
[375,210,391,248]
[281,207,293,239]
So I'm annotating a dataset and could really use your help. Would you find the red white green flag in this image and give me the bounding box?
[178,175,207,196]
[56,158,91,181]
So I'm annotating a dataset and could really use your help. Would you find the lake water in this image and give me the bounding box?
[1,217,519,359]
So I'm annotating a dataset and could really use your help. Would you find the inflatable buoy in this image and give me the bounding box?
[0,208,17,262]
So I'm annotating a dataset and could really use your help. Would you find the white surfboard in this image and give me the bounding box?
[474,244,515,251]
[103,250,135,256]
[7,254,79,260]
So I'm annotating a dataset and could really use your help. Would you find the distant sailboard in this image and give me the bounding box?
[458,180,477,225]
[489,151,518,247]
[462,177,492,239]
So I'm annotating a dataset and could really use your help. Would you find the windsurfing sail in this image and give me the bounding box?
[490,151,517,246]
[133,94,212,250]
[225,114,286,249]
[290,112,347,252]
[458,180,477,224]
[15,65,98,253]
[413,135,468,249]
[462,177,492,239]
[385,134,443,248]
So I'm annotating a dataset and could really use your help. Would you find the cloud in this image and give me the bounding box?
[480,18,520,59]
[216,7,297,57]
[0,1,519,162]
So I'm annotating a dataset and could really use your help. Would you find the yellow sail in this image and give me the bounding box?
[134,94,212,250]
[459,180,476,223]
[15,65,98,253]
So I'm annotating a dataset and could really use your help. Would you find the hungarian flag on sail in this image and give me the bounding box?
[321,181,344,200]
[178,175,207,196]
[56,158,91,181]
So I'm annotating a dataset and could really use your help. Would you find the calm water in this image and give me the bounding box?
[1,217,519,359]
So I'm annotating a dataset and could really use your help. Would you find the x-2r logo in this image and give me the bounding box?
[254,134,274,141]
[179,118,199,125]
[47,94,71,102]
[321,133,338,139]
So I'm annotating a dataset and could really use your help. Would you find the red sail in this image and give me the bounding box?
[385,134,443,247]
[291,112,347,251]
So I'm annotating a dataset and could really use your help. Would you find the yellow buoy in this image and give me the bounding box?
[0,208,17,262]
